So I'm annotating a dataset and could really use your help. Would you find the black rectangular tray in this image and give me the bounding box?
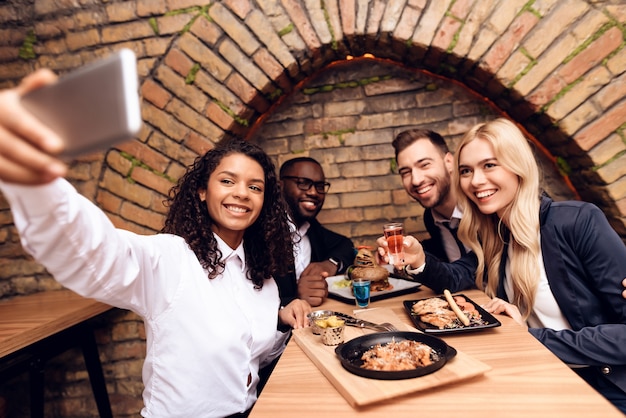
[403,294,501,334]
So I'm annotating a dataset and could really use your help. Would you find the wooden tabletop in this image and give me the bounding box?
[0,289,113,358]
[250,287,622,417]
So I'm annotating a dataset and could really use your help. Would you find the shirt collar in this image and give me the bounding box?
[432,205,463,228]
[288,216,310,238]
[214,233,246,273]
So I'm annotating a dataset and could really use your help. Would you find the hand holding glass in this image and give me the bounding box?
[383,222,405,265]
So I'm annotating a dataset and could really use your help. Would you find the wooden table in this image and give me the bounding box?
[250,287,623,417]
[0,289,114,418]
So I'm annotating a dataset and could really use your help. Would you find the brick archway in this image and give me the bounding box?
[133,1,625,236]
[0,1,625,415]
[1,1,623,237]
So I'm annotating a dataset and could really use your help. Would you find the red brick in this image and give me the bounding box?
[115,140,171,173]
[224,0,253,19]
[190,14,223,46]
[482,12,538,74]
[106,2,137,23]
[185,131,217,155]
[157,12,195,36]
[281,0,321,50]
[130,166,174,195]
[575,99,626,151]
[164,48,194,77]
[120,200,166,230]
[339,0,356,36]
[96,189,123,214]
[431,16,462,51]
[165,0,202,9]
[253,48,292,92]
[101,20,154,43]
[450,0,473,17]
[527,75,566,108]
[225,72,270,113]
[559,26,623,84]
[137,0,167,17]
[206,101,235,130]
[141,79,171,109]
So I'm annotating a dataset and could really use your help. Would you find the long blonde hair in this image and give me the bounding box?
[454,118,541,319]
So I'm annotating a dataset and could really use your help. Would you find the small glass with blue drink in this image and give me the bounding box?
[352,278,371,308]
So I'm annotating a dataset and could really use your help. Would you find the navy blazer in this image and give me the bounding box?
[421,208,451,262]
[274,218,355,306]
[414,196,626,395]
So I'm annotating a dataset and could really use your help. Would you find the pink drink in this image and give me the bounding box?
[383,222,404,265]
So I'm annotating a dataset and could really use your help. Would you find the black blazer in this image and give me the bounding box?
[274,219,355,306]
[421,208,451,262]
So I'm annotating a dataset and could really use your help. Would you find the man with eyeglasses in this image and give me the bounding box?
[276,157,355,307]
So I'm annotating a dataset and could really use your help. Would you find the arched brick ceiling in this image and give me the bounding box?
[1,1,624,234]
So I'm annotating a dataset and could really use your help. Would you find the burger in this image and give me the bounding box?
[347,246,393,292]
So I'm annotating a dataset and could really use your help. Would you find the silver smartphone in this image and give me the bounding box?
[20,48,142,159]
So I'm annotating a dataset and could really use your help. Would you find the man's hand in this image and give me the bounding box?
[0,69,67,184]
[376,235,425,269]
[278,298,312,329]
[302,260,338,277]
[297,273,329,307]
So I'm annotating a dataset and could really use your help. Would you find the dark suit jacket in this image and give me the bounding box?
[421,208,451,262]
[416,197,626,398]
[274,218,355,306]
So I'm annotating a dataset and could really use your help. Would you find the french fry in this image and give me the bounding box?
[444,289,470,326]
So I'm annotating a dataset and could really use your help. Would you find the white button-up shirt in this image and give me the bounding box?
[0,178,288,417]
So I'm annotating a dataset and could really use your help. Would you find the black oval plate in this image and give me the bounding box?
[334,331,457,380]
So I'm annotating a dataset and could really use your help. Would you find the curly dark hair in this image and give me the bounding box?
[161,138,294,289]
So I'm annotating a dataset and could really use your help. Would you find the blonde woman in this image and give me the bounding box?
[379,118,626,412]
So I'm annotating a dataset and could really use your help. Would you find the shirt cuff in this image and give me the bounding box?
[404,262,426,276]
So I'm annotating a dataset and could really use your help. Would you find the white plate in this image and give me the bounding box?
[326,274,422,304]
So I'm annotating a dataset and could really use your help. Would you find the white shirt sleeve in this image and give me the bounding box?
[0,178,180,317]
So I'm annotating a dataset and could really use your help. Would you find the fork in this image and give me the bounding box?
[376,322,399,332]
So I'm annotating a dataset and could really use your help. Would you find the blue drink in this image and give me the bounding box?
[352,279,371,308]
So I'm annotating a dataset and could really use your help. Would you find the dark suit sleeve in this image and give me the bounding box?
[407,251,478,294]
[273,272,298,307]
[308,221,355,274]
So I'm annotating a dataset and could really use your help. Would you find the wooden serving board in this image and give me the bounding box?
[293,307,491,407]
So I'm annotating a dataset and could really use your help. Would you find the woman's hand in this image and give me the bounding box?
[376,235,426,270]
[622,278,626,299]
[482,297,526,328]
[278,298,312,329]
[0,69,67,184]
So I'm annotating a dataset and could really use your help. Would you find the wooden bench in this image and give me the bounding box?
[0,289,114,417]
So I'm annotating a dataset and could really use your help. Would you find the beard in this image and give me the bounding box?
[411,178,451,209]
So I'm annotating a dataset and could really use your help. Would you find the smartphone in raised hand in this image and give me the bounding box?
[20,48,142,159]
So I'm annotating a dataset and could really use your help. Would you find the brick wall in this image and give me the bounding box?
[0,1,623,416]
[253,59,576,246]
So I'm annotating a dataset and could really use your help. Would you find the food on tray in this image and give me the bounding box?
[347,246,393,292]
[360,339,438,371]
[443,289,470,326]
[411,294,483,329]
[314,315,345,329]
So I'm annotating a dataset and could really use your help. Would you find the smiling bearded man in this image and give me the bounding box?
[275,157,355,308]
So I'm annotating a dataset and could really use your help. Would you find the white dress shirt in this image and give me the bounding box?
[289,219,311,280]
[0,178,288,418]
[503,234,571,331]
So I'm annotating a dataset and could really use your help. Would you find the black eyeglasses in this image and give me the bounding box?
[281,176,331,194]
